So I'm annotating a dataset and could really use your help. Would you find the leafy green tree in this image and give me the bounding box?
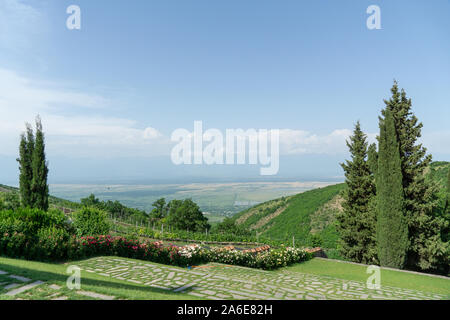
[167,199,210,232]
[337,122,377,264]
[17,123,34,207]
[376,109,408,269]
[442,169,450,246]
[166,199,183,218]
[382,81,447,271]
[80,194,101,207]
[30,116,49,211]
[151,198,167,220]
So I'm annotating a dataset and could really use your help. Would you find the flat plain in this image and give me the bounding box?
[49,181,337,220]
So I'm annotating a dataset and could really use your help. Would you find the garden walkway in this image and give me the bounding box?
[76,257,447,300]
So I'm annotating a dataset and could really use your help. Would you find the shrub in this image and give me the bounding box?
[309,234,323,248]
[0,192,20,211]
[0,207,72,261]
[33,227,71,261]
[0,231,28,259]
[0,207,70,236]
[72,207,111,237]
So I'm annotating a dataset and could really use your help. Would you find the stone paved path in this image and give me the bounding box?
[76,257,449,300]
[0,269,45,297]
[0,268,116,300]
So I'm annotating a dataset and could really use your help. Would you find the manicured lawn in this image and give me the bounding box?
[0,257,199,300]
[284,258,450,296]
[1,256,448,300]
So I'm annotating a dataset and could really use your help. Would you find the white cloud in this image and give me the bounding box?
[1,68,446,160]
[0,68,167,157]
[277,126,450,157]
[143,127,162,140]
[278,128,353,155]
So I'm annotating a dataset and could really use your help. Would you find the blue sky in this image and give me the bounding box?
[0,0,449,183]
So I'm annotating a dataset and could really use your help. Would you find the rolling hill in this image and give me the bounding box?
[232,161,450,250]
[0,184,80,212]
[231,183,345,249]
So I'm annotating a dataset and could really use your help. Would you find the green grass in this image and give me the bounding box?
[0,256,199,300]
[2,255,447,300]
[284,258,450,296]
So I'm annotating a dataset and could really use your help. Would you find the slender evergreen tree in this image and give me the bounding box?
[17,123,34,207]
[382,81,447,271]
[30,116,49,211]
[366,142,379,263]
[337,122,377,263]
[376,109,408,268]
[445,168,450,214]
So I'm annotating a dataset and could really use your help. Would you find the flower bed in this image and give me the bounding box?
[204,246,312,270]
[0,232,312,270]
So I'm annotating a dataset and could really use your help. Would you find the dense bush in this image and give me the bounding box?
[0,192,20,211]
[0,207,70,236]
[72,207,111,236]
[0,207,72,260]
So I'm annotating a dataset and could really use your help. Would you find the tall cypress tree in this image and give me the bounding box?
[337,122,377,263]
[366,142,379,262]
[17,123,34,207]
[376,109,408,268]
[445,169,450,214]
[382,81,447,271]
[30,116,49,211]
